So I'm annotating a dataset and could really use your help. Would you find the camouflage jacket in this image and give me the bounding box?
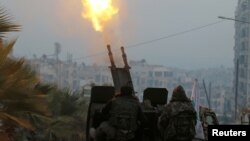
[158,85,197,141]
[101,95,146,131]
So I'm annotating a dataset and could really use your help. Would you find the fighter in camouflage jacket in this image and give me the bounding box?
[158,85,197,141]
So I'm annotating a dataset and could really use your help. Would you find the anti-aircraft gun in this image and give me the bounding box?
[107,45,134,94]
[85,45,168,141]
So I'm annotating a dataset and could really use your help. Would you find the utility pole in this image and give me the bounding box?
[235,59,239,120]
[55,42,61,88]
[203,79,211,109]
[209,82,212,109]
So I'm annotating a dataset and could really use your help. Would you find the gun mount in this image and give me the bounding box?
[86,44,168,141]
[107,45,134,94]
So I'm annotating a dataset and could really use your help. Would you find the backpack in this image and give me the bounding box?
[108,98,139,140]
[172,111,196,140]
[164,110,196,141]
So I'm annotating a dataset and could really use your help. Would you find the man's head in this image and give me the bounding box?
[170,85,190,102]
[173,85,185,95]
[120,86,133,96]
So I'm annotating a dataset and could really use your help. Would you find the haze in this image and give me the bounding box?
[1,0,237,70]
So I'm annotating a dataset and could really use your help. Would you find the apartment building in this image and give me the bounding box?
[234,0,250,115]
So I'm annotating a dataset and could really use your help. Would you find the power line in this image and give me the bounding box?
[72,20,225,61]
[126,20,225,48]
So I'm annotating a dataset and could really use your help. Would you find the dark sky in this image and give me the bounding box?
[1,0,237,70]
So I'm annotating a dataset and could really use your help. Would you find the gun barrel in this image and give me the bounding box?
[107,44,116,68]
[121,46,130,69]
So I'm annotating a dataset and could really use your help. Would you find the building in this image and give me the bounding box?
[28,55,232,121]
[130,60,174,92]
[234,0,250,118]
[29,55,80,92]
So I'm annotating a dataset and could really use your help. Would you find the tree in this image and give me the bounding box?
[45,88,87,141]
[0,6,88,141]
[0,7,49,140]
[0,7,19,39]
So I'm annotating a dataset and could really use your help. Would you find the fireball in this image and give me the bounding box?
[81,0,119,32]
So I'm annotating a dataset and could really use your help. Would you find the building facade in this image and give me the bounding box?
[234,0,250,117]
[28,55,233,122]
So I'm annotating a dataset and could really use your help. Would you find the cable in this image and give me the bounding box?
[72,20,225,61]
[126,20,225,48]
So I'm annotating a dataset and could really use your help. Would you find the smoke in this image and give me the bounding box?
[82,0,126,67]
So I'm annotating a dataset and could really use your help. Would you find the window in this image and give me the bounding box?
[241,2,247,11]
[241,42,246,51]
[95,75,100,82]
[239,55,245,64]
[148,80,153,86]
[159,81,162,86]
[154,80,159,86]
[239,68,246,78]
[241,28,246,37]
[164,71,173,77]
[155,71,162,77]
[141,78,145,85]
[149,71,153,77]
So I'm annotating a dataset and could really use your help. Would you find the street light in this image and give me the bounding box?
[218,16,250,24]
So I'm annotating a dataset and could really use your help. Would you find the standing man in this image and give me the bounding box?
[158,85,197,141]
